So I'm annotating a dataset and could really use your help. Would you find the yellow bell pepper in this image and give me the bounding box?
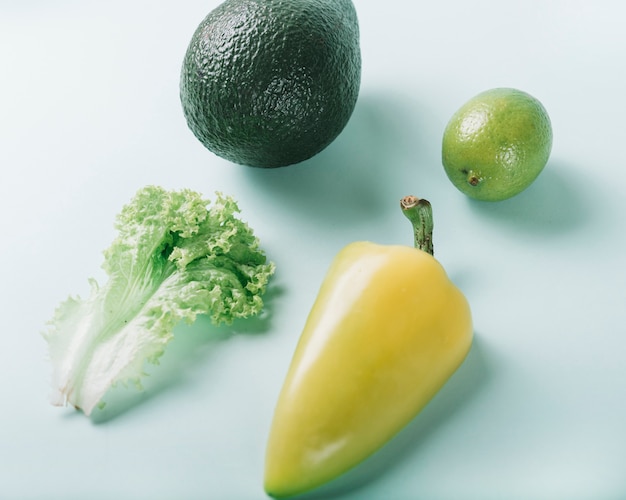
[264,196,473,498]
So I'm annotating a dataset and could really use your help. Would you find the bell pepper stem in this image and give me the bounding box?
[400,195,434,255]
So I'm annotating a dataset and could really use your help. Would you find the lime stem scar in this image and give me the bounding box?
[467,170,480,186]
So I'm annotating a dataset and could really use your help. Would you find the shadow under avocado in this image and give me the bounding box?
[293,335,493,500]
[466,161,598,236]
[240,92,423,228]
[90,284,284,424]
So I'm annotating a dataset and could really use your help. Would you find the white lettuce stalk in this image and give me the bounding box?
[43,186,275,416]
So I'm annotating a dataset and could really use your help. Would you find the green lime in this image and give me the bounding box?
[442,88,552,201]
[180,0,361,168]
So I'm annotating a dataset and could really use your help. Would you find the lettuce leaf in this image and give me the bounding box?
[43,186,275,416]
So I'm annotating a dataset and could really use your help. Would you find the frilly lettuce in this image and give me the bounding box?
[43,186,275,416]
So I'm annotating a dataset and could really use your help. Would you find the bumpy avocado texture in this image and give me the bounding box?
[180,0,361,168]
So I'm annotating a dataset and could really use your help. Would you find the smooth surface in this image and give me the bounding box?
[2,1,626,499]
[265,242,472,498]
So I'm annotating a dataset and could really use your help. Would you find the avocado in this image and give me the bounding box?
[180,0,361,168]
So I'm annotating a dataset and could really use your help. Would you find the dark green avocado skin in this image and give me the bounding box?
[180,0,361,168]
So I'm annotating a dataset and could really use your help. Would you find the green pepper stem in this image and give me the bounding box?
[400,196,434,255]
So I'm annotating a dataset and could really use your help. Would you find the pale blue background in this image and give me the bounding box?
[1,1,625,499]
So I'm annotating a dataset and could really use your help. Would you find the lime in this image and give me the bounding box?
[442,88,552,201]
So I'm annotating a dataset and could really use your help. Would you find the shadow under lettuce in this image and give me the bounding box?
[89,284,283,424]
